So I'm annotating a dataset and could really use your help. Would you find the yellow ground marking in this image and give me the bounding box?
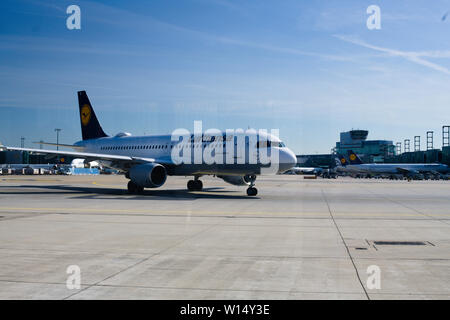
[1,178,62,182]
[0,206,448,218]
[1,180,449,201]
[91,181,118,187]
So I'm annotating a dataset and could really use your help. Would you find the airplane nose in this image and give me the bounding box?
[278,148,297,173]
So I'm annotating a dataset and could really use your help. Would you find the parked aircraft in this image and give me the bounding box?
[336,150,448,180]
[284,167,323,175]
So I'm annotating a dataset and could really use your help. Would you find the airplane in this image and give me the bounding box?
[284,166,323,175]
[339,150,449,179]
[334,154,365,176]
[0,91,297,196]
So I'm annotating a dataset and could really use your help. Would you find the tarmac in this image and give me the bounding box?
[0,174,449,299]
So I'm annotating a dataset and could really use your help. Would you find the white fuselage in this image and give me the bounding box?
[285,167,323,175]
[340,163,448,175]
[74,132,297,176]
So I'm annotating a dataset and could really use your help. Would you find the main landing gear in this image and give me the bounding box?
[127,181,144,194]
[187,178,203,191]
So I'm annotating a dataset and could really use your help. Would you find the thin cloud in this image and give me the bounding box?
[27,0,65,12]
[2,1,358,63]
[62,1,361,62]
[193,0,244,13]
[335,34,450,75]
[413,50,450,58]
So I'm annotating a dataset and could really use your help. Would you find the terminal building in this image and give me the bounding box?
[296,154,335,168]
[0,150,71,165]
[335,130,395,163]
[297,129,397,168]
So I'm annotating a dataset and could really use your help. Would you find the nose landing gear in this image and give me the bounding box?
[246,186,258,196]
[245,174,258,196]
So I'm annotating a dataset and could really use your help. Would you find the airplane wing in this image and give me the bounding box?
[396,167,419,175]
[396,167,440,175]
[31,141,85,150]
[0,146,175,169]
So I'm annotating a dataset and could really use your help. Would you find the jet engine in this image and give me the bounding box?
[218,174,256,186]
[129,163,167,188]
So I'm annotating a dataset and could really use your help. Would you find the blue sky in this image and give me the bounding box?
[0,0,449,154]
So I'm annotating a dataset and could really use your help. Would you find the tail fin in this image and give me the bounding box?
[335,154,348,167]
[347,150,363,164]
[78,91,108,140]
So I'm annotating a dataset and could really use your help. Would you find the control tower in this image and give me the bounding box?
[335,130,394,162]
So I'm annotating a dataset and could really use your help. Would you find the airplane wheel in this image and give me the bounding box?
[195,180,203,191]
[187,180,196,191]
[127,181,137,193]
[136,186,144,194]
[188,179,203,191]
[247,187,257,196]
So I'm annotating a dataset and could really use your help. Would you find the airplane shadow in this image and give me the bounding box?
[0,184,257,200]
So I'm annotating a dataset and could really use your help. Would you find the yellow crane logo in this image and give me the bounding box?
[81,104,91,126]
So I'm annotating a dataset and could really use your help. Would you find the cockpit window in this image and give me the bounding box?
[256,141,285,148]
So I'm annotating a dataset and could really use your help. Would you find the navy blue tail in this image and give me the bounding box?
[335,154,348,167]
[347,150,363,164]
[78,91,108,141]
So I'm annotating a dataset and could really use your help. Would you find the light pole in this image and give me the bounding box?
[54,128,61,150]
